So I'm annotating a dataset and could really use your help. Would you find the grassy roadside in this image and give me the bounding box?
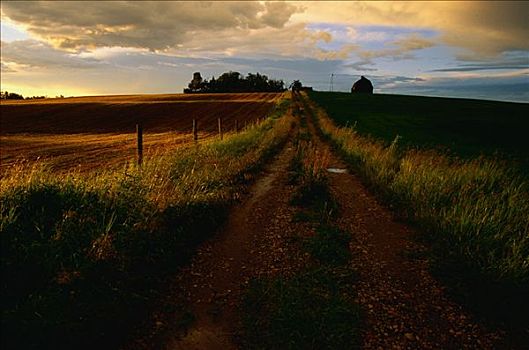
[240,115,361,349]
[301,93,529,328]
[0,96,294,349]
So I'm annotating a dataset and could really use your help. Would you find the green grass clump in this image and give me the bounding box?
[288,141,338,222]
[304,225,351,266]
[0,97,294,349]
[241,268,360,350]
[288,128,350,266]
[304,93,529,326]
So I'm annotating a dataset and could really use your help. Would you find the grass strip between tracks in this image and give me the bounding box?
[241,114,361,350]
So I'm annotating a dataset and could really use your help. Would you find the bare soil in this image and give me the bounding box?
[0,93,280,134]
[0,93,281,172]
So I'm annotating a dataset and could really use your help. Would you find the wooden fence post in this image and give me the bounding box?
[218,117,223,140]
[193,119,198,142]
[136,124,143,166]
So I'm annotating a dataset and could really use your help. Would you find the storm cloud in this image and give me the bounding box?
[1,1,302,51]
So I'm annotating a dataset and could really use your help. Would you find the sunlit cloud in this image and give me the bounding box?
[293,1,529,57]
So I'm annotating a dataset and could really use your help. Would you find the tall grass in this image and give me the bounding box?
[0,98,294,349]
[289,128,335,223]
[289,140,330,192]
[301,93,529,325]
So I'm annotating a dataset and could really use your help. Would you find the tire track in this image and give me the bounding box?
[301,94,505,349]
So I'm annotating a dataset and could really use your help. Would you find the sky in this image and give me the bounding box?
[1,1,528,102]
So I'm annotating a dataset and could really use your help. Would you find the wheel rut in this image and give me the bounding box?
[124,119,313,350]
[167,145,299,349]
[302,95,506,349]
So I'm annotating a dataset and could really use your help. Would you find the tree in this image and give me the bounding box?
[183,71,286,93]
[1,91,24,100]
[268,78,285,92]
[186,72,206,93]
[290,80,302,92]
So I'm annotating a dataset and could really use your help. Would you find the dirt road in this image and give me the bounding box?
[126,119,309,350]
[126,94,513,349]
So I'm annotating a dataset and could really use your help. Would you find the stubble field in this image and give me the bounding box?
[0,92,283,173]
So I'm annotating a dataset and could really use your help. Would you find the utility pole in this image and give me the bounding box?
[329,73,334,92]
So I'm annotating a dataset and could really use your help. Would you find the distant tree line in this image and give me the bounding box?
[1,91,25,100]
[1,91,64,100]
[184,71,286,93]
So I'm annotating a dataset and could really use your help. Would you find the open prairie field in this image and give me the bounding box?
[0,92,283,172]
[309,91,529,170]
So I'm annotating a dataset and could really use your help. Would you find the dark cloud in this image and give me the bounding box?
[343,60,377,72]
[430,56,529,72]
[440,1,529,56]
[385,76,426,83]
[380,74,529,103]
[1,1,302,51]
[398,83,529,103]
[431,66,528,73]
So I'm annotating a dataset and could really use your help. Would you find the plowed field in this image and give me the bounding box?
[0,93,284,172]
